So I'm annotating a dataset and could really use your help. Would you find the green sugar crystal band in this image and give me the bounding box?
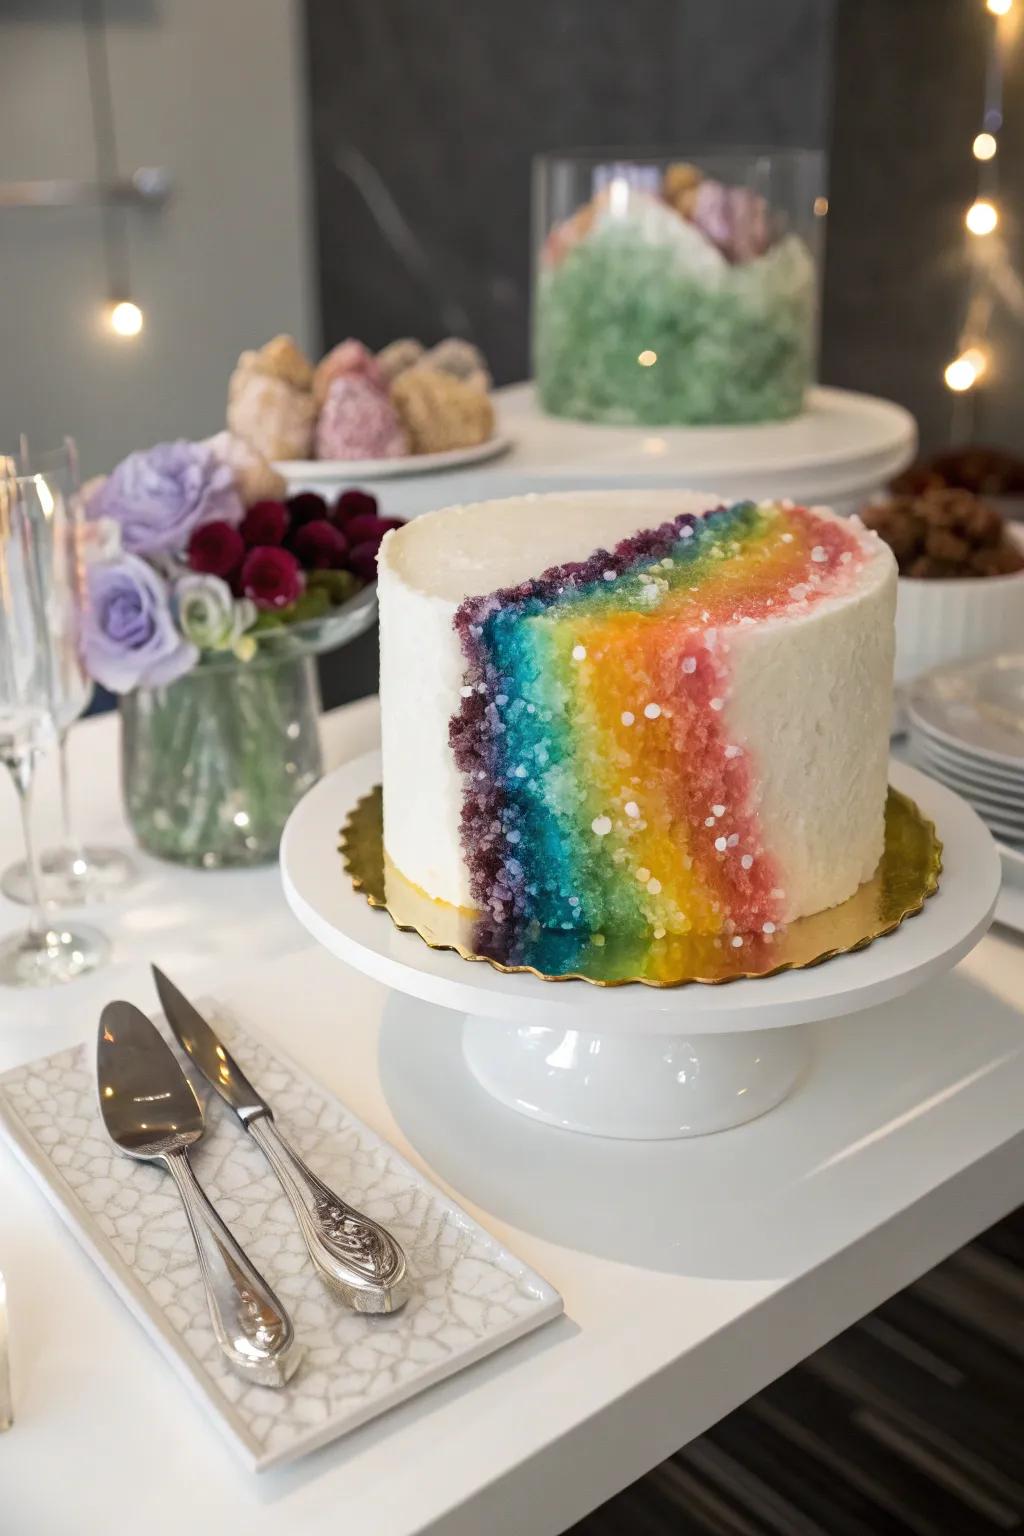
[534,231,816,427]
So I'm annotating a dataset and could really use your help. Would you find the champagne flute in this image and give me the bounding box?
[0,462,108,986]
[1,439,137,906]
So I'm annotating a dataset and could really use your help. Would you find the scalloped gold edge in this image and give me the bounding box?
[338,787,943,989]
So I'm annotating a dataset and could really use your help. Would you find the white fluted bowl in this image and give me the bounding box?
[894,536,1024,688]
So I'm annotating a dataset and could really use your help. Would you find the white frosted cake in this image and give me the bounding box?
[378,490,896,943]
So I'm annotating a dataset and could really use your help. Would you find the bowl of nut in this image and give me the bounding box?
[861,486,1024,690]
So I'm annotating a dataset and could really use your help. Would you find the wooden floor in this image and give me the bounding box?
[571,1207,1024,1536]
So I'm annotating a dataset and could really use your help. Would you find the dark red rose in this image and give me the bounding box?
[347,540,381,582]
[286,491,329,528]
[240,546,305,610]
[187,520,245,578]
[292,519,348,570]
[240,499,290,547]
[333,488,378,526]
[343,513,404,546]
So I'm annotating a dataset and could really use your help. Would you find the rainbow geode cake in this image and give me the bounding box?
[379,491,896,949]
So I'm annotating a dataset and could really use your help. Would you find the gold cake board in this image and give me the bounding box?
[340,787,941,988]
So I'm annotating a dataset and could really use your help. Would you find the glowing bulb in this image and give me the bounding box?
[973,132,998,160]
[987,0,1012,15]
[944,348,988,392]
[965,199,998,235]
[106,299,144,337]
[813,196,829,217]
[637,349,657,367]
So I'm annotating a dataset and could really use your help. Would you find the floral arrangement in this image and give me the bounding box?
[82,436,402,693]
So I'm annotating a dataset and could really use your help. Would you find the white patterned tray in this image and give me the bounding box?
[0,1004,561,1471]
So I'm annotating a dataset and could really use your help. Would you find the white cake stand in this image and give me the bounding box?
[281,754,999,1140]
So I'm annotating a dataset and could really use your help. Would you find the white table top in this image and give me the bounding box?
[2,702,1024,1536]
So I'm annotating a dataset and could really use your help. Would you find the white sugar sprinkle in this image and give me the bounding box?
[495,693,508,705]
[591,815,612,837]
[811,545,828,563]
[527,703,536,713]
[714,836,728,852]
[647,877,662,894]
[477,682,487,693]
[727,833,739,847]
[653,926,666,940]
[731,935,744,948]
[621,710,635,726]
[712,803,726,817]
[460,685,474,697]
[705,629,717,648]
[572,644,587,661]
[506,829,521,843]
[603,569,616,581]
[624,800,640,818]
[635,866,651,883]
[762,921,776,934]
[840,551,852,564]
[790,584,810,601]
[682,656,697,674]
[724,744,741,758]
[569,895,580,906]
[644,702,662,719]
[680,525,694,539]
[710,697,724,711]
[705,817,716,827]
[741,854,754,870]
[781,532,794,543]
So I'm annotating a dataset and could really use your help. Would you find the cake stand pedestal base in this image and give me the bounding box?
[461,1016,810,1138]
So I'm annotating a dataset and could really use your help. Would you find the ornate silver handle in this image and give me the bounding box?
[162,1149,302,1387]
[248,1117,410,1314]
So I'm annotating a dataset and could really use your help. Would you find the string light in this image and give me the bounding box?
[987,0,1012,15]
[965,198,999,235]
[973,131,998,160]
[105,299,144,337]
[944,348,988,392]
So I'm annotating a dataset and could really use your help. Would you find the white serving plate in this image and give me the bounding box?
[0,1005,561,1471]
[281,754,999,1141]
[907,653,1024,771]
[275,433,512,485]
[911,741,1024,814]
[908,727,1024,791]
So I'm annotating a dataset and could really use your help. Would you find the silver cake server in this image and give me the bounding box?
[152,966,410,1314]
[97,1001,302,1387]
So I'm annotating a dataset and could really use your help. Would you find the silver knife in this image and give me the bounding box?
[152,966,409,1314]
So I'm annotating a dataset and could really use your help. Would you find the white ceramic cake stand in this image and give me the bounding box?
[280,754,999,1140]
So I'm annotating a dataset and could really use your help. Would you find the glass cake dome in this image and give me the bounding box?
[532,147,826,429]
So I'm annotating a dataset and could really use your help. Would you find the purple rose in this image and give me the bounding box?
[83,555,197,693]
[87,439,243,556]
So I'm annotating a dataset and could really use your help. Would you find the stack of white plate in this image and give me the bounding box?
[906,654,1024,879]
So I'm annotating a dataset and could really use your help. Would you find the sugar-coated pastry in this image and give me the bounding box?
[315,375,408,460]
[239,334,315,392]
[376,338,425,385]
[420,338,492,393]
[203,430,288,506]
[226,369,316,462]
[313,339,384,407]
[390,368,494,454]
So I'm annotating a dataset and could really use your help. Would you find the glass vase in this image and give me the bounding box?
[532,147,826,427]
[120,651,323,868]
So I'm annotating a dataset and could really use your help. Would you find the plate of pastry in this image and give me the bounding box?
[224,333,510,482]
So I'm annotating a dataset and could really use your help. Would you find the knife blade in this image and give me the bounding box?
[152,965,409,1314]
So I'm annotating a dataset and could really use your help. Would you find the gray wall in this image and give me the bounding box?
[306,0,835,385]
[1,0,317,478]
